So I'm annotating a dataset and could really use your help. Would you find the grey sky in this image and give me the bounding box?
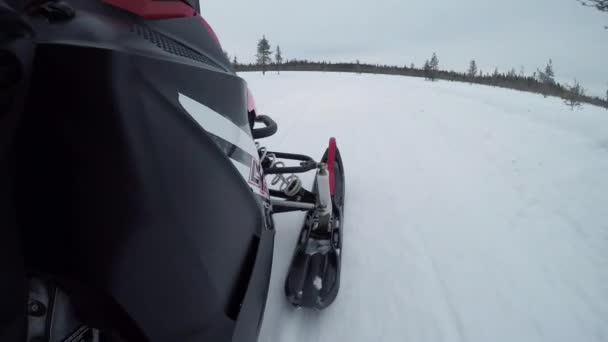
[201,0,607,96]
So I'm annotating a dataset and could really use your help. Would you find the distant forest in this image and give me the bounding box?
[235,59,608,111]
[226,31,608,111]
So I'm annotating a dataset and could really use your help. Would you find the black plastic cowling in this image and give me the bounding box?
[0,2,34,341]
[6,1,275,341]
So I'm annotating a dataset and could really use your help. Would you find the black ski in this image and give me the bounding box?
[284,140,345,309]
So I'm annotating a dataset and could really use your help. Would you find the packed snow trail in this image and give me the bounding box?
[241,72,608,342]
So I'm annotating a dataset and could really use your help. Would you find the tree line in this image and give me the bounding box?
[227,36,608,111]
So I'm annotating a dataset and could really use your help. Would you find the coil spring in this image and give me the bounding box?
[258,145,302,197]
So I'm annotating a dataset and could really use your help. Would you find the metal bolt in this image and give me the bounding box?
[28,300,46,316]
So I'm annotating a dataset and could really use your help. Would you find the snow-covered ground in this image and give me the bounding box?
[241,72,608,342]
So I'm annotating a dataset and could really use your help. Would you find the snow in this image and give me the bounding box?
[240,72,608,342]
[313,276,323,291]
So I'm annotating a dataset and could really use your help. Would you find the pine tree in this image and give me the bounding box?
[232,56,238,67]
[535,59,556,97]
[429,53,439,81]
[275,45,283,74]
[536,68,549,97]
[536,60,555,85]
[492,67,499,78]
[430,53,439,69]
[467,60,478,79]
[223,50,230,61]
[536,69,545,81]
[256,36,272,75]
[564,79,585,110]
[356,60,361,74]
[423,60,431,80]
[544,59,555,84]
[410,63,415,69]
[536,64,552,83]
[536,59,555,86]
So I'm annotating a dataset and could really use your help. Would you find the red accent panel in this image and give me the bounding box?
[327,137,337,196]
[103,0,195,19]
[246,88,257,113]
[103,1,224,48]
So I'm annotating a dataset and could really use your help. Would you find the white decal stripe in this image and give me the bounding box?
[178,93,259,159]
[230,159,251,180]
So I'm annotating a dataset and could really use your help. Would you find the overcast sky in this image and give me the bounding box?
[201,0,607,96]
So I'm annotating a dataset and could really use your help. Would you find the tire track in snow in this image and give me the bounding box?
[399,106,470,342]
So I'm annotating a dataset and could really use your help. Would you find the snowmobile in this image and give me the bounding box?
[1,0,344,341]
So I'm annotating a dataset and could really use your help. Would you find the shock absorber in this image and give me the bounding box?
[258,145,303,197]
[315,163,333,231]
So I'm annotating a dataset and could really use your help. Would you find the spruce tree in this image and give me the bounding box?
[564,79,585,110]
[275,45,283,74]
[544,59,555,84]
[429,53,439,81]
[256,36,272,75]
[536,59,556,97]
[467,60,478,79]
[423,60,431,80]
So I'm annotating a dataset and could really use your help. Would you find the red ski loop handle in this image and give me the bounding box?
[327,137,337,196]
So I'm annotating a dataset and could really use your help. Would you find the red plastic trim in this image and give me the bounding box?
[327,137,337,196]
[102,0,195,19]
[246,88,257,113]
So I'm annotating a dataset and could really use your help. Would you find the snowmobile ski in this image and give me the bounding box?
[257,137,345,309]
[283,138,345,309]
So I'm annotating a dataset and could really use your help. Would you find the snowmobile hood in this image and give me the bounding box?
[4,1,273,341]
